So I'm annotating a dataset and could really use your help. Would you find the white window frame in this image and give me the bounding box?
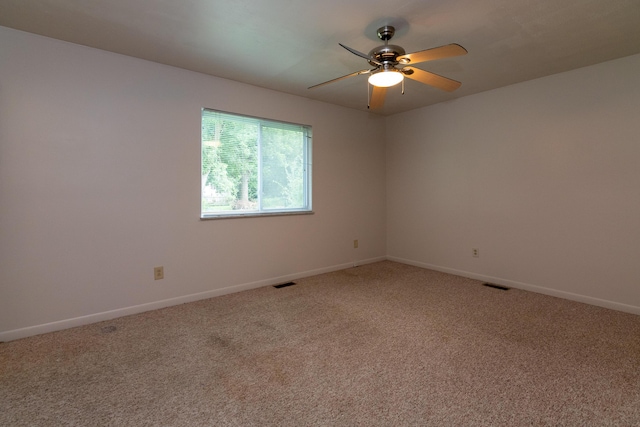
[201,109,313,219]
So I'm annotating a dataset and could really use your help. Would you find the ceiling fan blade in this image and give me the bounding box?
[403,67,462,92]
[369,86,387,110]
[308,69,371,89]
[397,43,467,65]
[339,43,382,66]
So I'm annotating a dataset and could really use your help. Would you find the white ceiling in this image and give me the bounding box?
[1,0,639,116]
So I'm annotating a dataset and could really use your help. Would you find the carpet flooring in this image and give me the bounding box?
[1,261,639,426]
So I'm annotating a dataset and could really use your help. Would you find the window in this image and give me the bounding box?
[201,109,312,218]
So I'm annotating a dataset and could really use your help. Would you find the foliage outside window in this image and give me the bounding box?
[201,109,312,218]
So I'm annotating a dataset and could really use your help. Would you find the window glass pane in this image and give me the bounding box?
[201,109,311,218]
[202,113,259,213]
[261,126,305,210]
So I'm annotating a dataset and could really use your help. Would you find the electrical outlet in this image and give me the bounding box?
[354,239,359,249]
[154,266,164,280]
[472,248,479,258]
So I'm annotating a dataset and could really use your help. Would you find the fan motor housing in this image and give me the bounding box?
[367,44,405,67]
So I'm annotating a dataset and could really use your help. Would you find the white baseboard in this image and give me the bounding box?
[0,257,385,342]
[387,256,640,316]
[353,255,387,267]
[12,255,632,342]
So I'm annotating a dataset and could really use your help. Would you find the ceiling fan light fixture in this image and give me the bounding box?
[368,70,404,87]
[309,25,467,110]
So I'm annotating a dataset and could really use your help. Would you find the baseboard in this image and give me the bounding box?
[387,256,640,316]
[15,254,629,342]
[353,255,387,267]
[0,257,385,342]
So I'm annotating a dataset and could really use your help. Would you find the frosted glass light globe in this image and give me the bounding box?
[368,70,404,87]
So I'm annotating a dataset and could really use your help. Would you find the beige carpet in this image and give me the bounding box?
[1,261,639,426]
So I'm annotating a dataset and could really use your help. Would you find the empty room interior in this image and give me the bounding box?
[1,0,640,425]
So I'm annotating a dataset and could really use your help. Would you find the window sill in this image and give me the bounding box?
[200,211,315,220]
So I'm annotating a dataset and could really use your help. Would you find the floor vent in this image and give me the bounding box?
[483,283,510,291]
[273,281,296,289]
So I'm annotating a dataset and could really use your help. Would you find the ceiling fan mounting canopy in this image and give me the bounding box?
[308,24,467,110]
[377,25,396,41]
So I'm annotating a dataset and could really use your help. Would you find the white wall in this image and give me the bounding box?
[3,25,639,341]
[387,53,640,313]
[0,26,387,340]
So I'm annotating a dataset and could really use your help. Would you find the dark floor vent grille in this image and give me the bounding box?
[483,283,510,291]
[273,281,296,289]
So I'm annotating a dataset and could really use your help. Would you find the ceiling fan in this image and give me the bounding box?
[309,25,467,110]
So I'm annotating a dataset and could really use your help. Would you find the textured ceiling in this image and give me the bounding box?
[1,0,639,115]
